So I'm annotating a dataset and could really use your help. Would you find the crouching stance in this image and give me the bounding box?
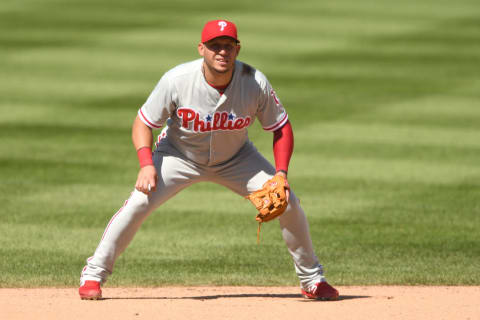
[79,19,339,301]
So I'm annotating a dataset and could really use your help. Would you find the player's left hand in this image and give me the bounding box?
[275,171,290,202]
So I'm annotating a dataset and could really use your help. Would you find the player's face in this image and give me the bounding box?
[198,37,240,74]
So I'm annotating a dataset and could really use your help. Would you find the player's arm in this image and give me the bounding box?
[132,115,158,195]
[273,120,294,199]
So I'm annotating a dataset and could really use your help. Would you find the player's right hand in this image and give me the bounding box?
[135,165,158,195]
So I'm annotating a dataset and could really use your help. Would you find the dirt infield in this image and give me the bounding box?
[1,286,479,320]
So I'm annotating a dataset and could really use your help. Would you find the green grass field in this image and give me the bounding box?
[1,0,479,287]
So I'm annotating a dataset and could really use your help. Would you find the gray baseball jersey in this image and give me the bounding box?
[138,58,288,165]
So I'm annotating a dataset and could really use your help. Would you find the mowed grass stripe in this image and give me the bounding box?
[297,122,480,149]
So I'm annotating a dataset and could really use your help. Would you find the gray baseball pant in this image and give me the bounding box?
[80,142,326,290]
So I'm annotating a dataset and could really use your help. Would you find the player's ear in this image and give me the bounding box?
[198,42,205,57]
[235,43,241,56]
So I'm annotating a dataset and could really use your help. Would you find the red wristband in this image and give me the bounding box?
[137,147,153,168]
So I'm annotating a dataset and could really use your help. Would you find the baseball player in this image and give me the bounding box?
[79,19,339,300]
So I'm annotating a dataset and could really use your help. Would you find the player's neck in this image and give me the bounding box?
[202,62,234,88]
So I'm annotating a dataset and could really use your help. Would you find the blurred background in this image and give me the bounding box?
[1,0,479,287]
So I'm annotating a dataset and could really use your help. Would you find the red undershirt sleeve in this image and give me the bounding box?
[273,120,294,173]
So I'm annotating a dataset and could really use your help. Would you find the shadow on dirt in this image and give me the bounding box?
[101,294,370,301]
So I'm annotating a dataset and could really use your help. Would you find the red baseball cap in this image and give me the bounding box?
[201,19,239,43]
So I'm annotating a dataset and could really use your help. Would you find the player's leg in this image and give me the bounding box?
[211,142,334,295]
[80,149,206,287]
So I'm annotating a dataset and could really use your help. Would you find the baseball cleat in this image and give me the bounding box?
[301,282,339,300]
[79,280,102,300]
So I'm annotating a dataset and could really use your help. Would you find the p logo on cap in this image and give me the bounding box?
[218,21,227,31]
[201,19,238,43]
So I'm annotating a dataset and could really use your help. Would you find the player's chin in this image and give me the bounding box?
[215,67,230,73]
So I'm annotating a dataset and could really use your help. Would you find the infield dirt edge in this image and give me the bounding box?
[1,286,479,320]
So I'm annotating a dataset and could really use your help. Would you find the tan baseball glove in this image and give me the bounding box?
[246,175,289,242]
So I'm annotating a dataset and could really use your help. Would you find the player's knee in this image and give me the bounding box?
[289,190,300,207]
[128,189,152,212]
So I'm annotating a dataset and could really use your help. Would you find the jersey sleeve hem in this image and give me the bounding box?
[263,113,288,132]
[138,107,162,129]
